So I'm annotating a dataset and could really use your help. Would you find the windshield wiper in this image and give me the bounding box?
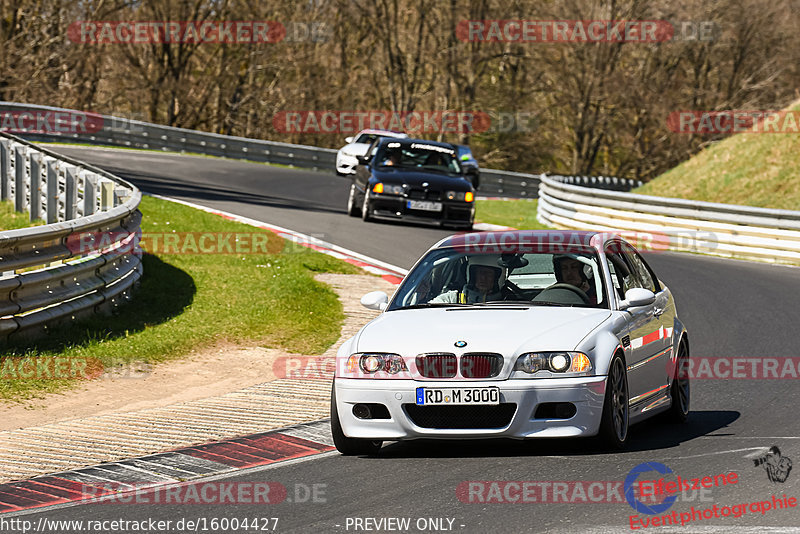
[473,300,534,306]
[529,301,573,307]
[399,302,471,309]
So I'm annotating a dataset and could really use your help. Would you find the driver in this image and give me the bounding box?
[381,150,401,166]
[430,255,504,304]
[552,254,597,304]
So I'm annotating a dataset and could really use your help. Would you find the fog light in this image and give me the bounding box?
[353,404,372,419]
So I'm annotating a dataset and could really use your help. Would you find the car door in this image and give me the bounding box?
[353,138,380,192]
[606,243,666,408]
[621,243,676,392]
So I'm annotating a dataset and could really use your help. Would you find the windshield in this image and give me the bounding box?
[354,133,381,144]
[376,142,461,173]
[388,248,608,310]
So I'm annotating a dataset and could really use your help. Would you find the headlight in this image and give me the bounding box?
[513,352,592,376]
[373,183,404,195]
[347,353,408,375]
[445,191,474,202]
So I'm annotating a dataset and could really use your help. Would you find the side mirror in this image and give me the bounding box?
[361,291,389,311]
[460,154,470,162]
[619,288,656,310]
[345,136,354,143]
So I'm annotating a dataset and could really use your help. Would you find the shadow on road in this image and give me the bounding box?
[368,410,740,459]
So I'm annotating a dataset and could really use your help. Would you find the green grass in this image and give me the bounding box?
[635,100,800,210]
[0,200,44,230]
[475,198,551,229]
[0,195,361,401]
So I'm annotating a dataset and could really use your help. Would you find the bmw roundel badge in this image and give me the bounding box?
[454,340,467,348]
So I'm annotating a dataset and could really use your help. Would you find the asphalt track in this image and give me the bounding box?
[15,146,800,533]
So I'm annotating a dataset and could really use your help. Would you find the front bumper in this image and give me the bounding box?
[368,193,474,227]
[336,153,358,174]
[334,377,607,440]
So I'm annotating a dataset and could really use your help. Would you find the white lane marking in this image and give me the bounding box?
[662,447,772,460]
[700,436,800,439]
[146,193,408,279]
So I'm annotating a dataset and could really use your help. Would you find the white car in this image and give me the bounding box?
[331,230,690,455]
[335,129,408,175]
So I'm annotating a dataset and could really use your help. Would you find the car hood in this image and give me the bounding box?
[371,169,470,189]
[340,143,370,155]
[355,306,612,356]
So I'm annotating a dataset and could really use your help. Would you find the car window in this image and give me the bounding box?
[389,249,607,309]
[620,243,657,293]
[605,247,642,298]
[355,133,377,144]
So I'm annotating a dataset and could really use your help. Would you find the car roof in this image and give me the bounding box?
[376,137,456,149]
[433,230,621,252]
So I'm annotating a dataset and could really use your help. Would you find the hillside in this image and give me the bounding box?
[635,101,800,210]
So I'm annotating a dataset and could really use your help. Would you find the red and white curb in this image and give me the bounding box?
[0,420,334,514]
[148,194,408,285]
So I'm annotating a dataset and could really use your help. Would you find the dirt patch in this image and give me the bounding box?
[0,273,397,433]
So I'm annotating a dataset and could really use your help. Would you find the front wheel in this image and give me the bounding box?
[665,341,690,423]
[346,184,361,217]
[361,194,373,222]
[330,386,382,456]
[598,355,629,449]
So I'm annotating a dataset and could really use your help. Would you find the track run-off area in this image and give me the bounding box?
[2,145,799,533]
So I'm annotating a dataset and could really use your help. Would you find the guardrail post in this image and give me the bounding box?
[64,165,77,220]
[0,140,9,201]
[100,180,114,210]
[14,145,26,212]
[29,152,42,221]
[83,172,96,215]
[46,159,58,223]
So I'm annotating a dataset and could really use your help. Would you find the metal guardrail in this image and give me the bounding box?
[5,102,798,265]
[0,102,645,198]
[0,131,142,343]
[538,175,800,264]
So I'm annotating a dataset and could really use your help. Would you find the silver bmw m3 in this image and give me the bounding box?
[331,230,690,455]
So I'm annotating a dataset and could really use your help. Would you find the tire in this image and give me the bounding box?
[361,194,373,222]
[330,386,382,456]
[346,184,361,217]
[598,354,629,449]
[665,341,690,423]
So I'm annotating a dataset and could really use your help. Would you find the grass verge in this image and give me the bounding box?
[0,195,361,401]
[475,198,551,229]
[635,100,800,210]
[0,200,44,230]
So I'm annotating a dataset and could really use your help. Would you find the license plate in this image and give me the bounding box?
[407,200,442,212]
[415,387,499,406]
